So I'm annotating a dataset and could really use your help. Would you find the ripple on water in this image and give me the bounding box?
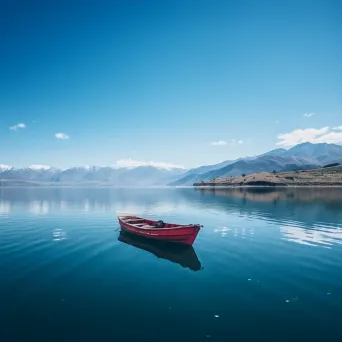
[52,228,67,241]
[280,224,342,249]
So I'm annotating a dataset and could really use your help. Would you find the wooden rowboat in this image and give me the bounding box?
[117,215,203,246]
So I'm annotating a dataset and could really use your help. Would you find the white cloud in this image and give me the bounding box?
[0,164,12,170]
[229,139,243,145]
[10,123,26,131]
[303,112,315,118]
[332,126,342,131]
[211,139,243,146]
[115,158,185,170]
[276,126,342,146]
[29,165,51,170]
[211,140,227,146]
[55,132,69,140]
[314,131,342,144]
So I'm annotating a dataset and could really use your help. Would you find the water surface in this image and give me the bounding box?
[1,187,342,341]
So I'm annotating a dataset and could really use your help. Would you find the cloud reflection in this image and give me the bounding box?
[0,201,11,215]
[214,226,254,238]
[29,201,50,215]
[280,225,342,248]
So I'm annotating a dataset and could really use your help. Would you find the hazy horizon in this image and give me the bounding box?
[0,141,339,171]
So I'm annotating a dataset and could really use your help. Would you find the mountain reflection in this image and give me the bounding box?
[195,186,342,204]
[118,231,202,271]
[1,187,342,243]
[194,187,342,247]
[0,188,190,214]
[193,187,342,223]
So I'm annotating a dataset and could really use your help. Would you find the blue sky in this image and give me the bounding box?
[1,0,341,169]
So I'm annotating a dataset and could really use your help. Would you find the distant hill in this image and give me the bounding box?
[193,164,342,187]
[169,173,205,186]
[170,142,342,185]
[258,148,287,157]
[180,159,235,177]
[282,142,342,160]
[194,155,318,181]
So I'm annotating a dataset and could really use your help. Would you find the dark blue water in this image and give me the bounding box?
[1,187,342,341]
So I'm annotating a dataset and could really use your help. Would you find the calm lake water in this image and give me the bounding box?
[1,187,342,341]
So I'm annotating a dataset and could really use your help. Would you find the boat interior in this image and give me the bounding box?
[120,216,183,229]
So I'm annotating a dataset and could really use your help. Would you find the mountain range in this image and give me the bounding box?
[1,142,342,186]
[169,142,342,185]
[0,165,186,186]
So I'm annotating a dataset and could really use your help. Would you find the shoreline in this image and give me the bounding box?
[193,185,342,188]
[1,184,342,189]
[193,165,342,188]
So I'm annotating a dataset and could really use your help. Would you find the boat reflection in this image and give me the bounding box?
[118,231,202,271]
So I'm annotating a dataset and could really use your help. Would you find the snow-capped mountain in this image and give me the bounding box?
[0,165,187,186]
[0,164,12,171]
[170,142,342,185]
[28,165,52,170]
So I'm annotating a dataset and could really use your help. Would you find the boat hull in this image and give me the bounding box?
[118,216,201,246]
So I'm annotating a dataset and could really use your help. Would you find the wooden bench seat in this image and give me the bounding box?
[125,219,145,224]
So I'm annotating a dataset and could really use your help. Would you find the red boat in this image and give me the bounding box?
[117,215,203,246]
